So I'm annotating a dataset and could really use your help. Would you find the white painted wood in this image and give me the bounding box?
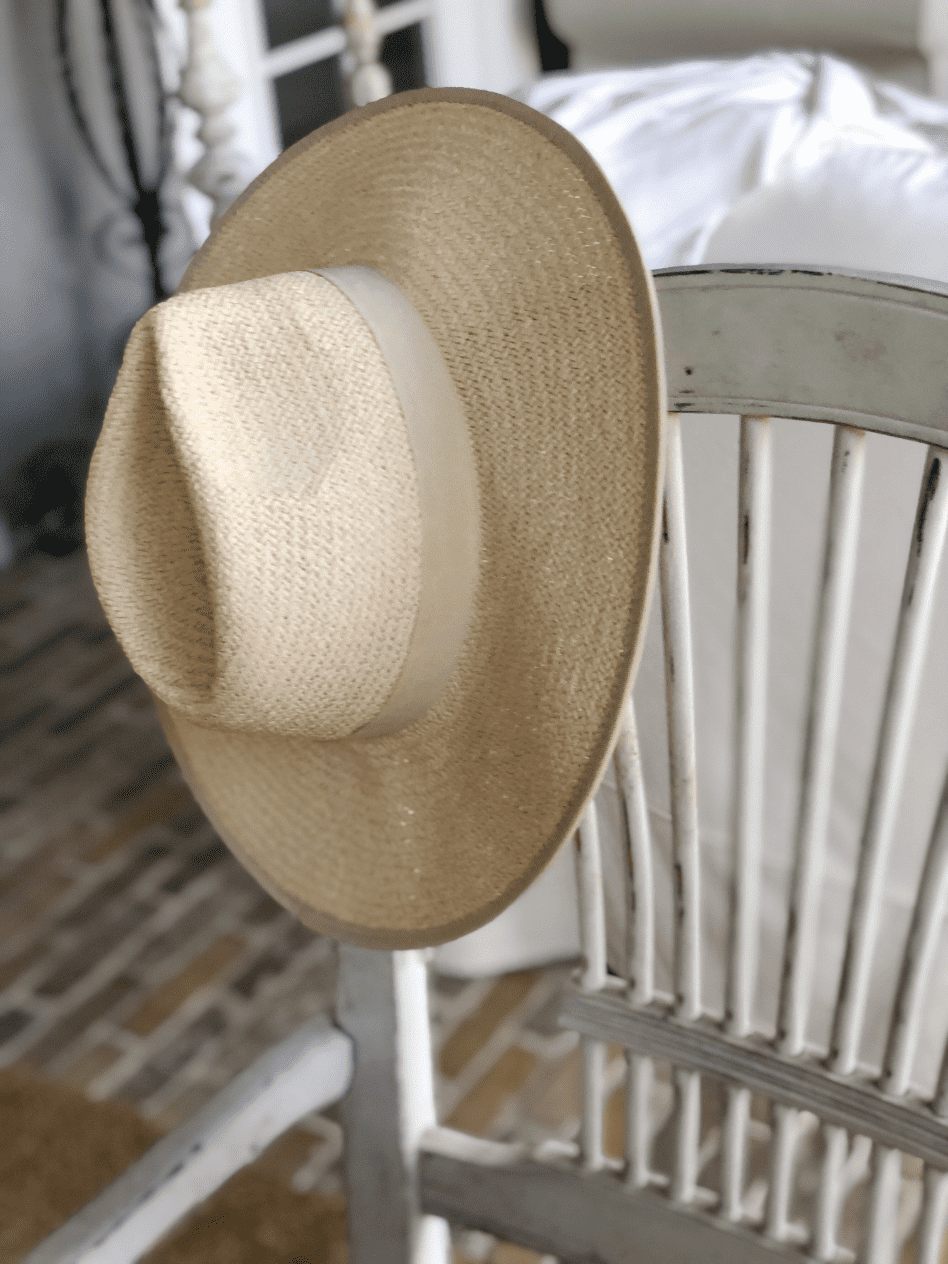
[22,1015,353,1264]
[722,415,771,1223]
[341,0,393,106]
[660,415,705,1207]
[614,698,660,1191]
[575,805,609,1173]
[916,1166,948,1264]
[560,987,948,1170]
[831,446,948,1078]
[778,425,866,1058]
[921,0,948,99]
[814,1124,850,1261]
[764,1102,799,1241]
[614,696,655,1004]
[881,770,948,1098]
[728,415,772,1041]
[177,0,252,221]
[170,0,279,247]
[256,0,431,82]
[859,773,948,1264]
[172,0,429,246]
[260,24,348,80]
[419,1126,806,1264]
[660,414,702,1024]
[863,1145,904,1264]
[336,947,450,1264]
[625,1053,655,1189]
[816,445,947,1260]
[581,1038,608,1173]
[258,2,426,96]
[672,1068,703,1204]
[653,267,948,447]
[421,0,540,93]
[767,424,867,1243]
[721,1084,751,1222]
[919,1053,948,1264]
[577,805,608,993]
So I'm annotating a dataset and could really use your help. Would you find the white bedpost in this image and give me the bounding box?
[920,0,948,98]
[341,0,393,106]
[177,0,249,221]
[336,947,451,1264]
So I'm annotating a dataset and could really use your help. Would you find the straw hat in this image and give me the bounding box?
[84,88,665,949]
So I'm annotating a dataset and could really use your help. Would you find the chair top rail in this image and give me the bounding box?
[653,266,948,447]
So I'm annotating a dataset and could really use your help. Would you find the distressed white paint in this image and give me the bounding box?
[811,442,948,1258]
[659,415,706,1208]
[624,1053,655,1190]
[859,774,948,1264]
[419,1126,806,1264]
[728,415,772,1041]
[768,423,866,1243]
[336,947,450,1264]
[660,415,702,1023]
[916,1166,948,1264]
[881,771,948,1099]
[777,423,866,1057]
[721,415,771,1222]
[814,1124,850,1261]
[576,805,609,1174]
[613,698,660,1192]
[613,696,655,1004]
[560,986,948,1170]
[654,267,948,448]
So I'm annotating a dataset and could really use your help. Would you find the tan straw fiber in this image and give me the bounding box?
[85,88,666,948]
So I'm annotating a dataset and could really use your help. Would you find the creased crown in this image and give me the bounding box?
[85,272,424,740]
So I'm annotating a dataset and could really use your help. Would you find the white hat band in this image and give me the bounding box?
[317,267,481,739]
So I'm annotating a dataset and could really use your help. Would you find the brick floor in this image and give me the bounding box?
[0,546,588,1264]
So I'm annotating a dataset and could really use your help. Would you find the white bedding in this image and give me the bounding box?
[518,52,948,274]
[434,52,948,1095]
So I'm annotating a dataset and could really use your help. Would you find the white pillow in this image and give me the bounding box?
[706,144,948,282]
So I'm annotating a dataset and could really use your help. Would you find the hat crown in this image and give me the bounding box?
[87,272,432,740]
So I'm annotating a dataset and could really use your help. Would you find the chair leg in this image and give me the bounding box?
[336,946,451,1264]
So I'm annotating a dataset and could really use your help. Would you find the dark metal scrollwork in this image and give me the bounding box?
[56,0,172,302]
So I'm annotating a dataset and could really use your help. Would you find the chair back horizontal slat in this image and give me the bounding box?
[561,985,948,1170]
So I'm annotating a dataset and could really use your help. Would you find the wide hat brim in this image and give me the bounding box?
[142,87,665,949]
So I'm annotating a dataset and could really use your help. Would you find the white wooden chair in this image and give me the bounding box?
[21,263,948,1264]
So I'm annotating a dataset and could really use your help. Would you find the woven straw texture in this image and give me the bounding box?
[87,273,423,741]
[88,89,665,948]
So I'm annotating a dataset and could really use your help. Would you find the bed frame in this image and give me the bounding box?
[167,0,948,248]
